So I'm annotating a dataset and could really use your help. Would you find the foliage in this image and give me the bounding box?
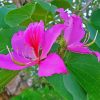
[68,53,100,100]
[10,85,63,100]
[0,0,100,100]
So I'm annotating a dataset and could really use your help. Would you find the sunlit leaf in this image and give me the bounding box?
[5,3,35,27]
[0,4,15,28]
[11,87,62,100]
[47,73,86,100]
[34,0,57,14]
[90,9,100,30]
[51,0,71,9]
[68,53,100,100]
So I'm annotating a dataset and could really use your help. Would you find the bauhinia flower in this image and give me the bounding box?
[57,8,100,61]
[0,21,67,77]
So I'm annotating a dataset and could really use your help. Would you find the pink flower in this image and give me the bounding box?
[57,8,100,61]
[0,21,67,77]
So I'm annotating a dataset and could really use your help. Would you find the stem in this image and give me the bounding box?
[80,0,93,12]
[30,17,33,22]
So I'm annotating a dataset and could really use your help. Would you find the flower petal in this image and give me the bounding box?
[0,54,27,70]
[12,52,37,66]
[0,52,37,70]
[67,43,100,62]
[38,53,67,77]
[11,31,35,59]
[64,15,85,45]
[67,42,92,54]
[92,51,100,62]
[41,24,64,58]
[57,8,68,20]
[57,8,85,45]
[24,21,45,57]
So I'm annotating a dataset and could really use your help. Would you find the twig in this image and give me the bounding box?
[80,0,93,12]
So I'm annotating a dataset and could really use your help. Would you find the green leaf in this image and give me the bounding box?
[67,0,73,4]
[0,5,15,28]
[51,43,60,52]
[90,9,100,30]
[10,88,43,100]
[47,74,86,100]
[34,0,57,14]
[51,0,71,9]
[0,69,19,93]
[10,87,62,100]
[63,74,87,100]
[47,74,73,100]
[68,53,100,100]
[31,3,54,24]
[5,3,35,27]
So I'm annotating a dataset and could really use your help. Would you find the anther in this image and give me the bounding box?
[85,30,98,47]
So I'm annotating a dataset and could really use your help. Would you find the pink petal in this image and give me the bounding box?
[92,51,100,62]
[64,15,85,45]
[0,52,37,70]
[11,31,35,59]
[0,54,27,70]
[41,24,64,58]
[67,43,100,62]
[57,8,69,20]
[67,42,92,54]
[57,9,85,45]
[12,52,37,66]
[24,21,45,57]
[38,53,67,77]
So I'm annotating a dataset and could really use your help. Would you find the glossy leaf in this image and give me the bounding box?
[47,74,86,100]
[5,3,35,27]
[34,0,57,14]
[0,5,15,28]
[11,87,62,100]
[90,9,100,30]
[51,0,71,9]
[63,74,86,100]
[31,3,54,24]
[47,74,73,100]
[68,53,100,100]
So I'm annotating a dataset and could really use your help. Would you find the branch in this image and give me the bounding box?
[80,0,93,12]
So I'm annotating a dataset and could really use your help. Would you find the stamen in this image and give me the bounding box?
[6,45,13,58]
[83,32,90,43]
[6,45,26,66]
[6,46,39,66]
[85,30,98,47]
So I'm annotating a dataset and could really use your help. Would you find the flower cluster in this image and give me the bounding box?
[0,8,100,77]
